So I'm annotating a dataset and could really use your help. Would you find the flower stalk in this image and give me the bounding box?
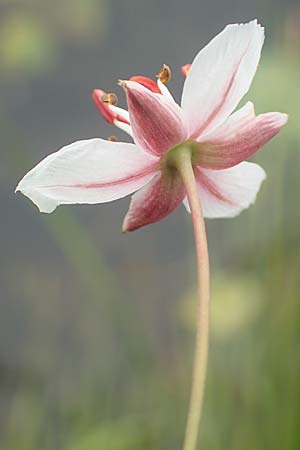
[174,147,210,450]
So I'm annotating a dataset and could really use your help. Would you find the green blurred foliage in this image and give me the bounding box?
[0,0,109,77]
[0,12,55,76]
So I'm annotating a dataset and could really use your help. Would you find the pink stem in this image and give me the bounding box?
[175,148,210,450]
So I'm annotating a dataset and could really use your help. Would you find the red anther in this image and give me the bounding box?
[181,64,192,76]
[92,89,130,125]
[130,76,162,94]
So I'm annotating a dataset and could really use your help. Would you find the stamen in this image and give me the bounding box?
[93,89,115,124]
[92,89,130,125]
[181,64,192,77]
[156,64,171,83]
[100,92,118,106]
[107,135,118,141]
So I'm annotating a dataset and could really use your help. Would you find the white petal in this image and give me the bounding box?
[183,162,266,218]
[157,79,176,103]
[16,139,158,213]
[181,20,264,138]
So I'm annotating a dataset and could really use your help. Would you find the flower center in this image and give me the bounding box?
[161,141,201,172]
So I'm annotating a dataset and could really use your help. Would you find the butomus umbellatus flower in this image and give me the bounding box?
[16,21,288,450]
[16,20,287,232]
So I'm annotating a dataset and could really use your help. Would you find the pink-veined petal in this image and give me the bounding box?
[16,139,159,213]
[183,162,266,218]
[122,170,185,232]
[195,103,288,169]
[181,20,264,138]
[122,80,186,157]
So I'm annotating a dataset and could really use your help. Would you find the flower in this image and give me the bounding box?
[16,20,288,232]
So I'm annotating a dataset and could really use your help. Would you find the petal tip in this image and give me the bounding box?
[121,222,129,233]
[237,19,263,30]
[266,111,289,130]
[16,184,58,213]
[118,79,128,89]
[280,113,289,126]
[224,20,265,46]
[121,214,135,233]
[15,178,27,195]
[258,166,267,182]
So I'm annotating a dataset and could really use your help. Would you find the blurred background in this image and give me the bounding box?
[1,0,300,449]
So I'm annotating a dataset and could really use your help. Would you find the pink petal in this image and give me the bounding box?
[183,162,266,218]
[195,102,288,169]
[130,75,162,93]
[181,20,264,138]
[122,170,185,232]
[181,64,192,76]
[122,80,186,157]
[16,139,159,213]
